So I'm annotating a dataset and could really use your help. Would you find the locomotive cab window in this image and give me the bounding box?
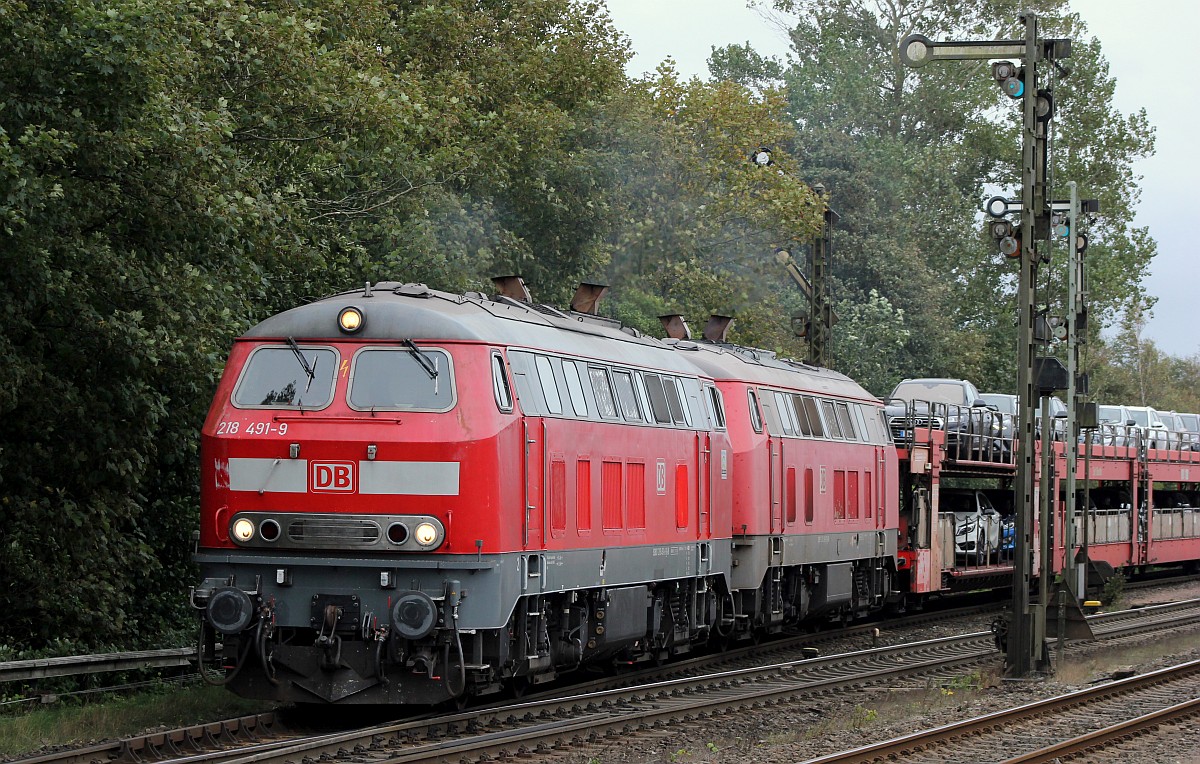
[349,347,455,411]
[706,386,726,429]
[747,389,763,433]
[492,353,513,412]
[233,345,338,410]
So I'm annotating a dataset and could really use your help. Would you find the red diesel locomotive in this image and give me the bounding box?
[192,281,900,704]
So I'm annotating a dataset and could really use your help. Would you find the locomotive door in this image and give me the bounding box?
[769,436,784,534]
[875,446,887,530]
[697,432,711,538]
[523,418,546,550]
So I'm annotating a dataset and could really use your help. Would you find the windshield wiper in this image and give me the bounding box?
[287,336,318,393]
[403,339,439,381]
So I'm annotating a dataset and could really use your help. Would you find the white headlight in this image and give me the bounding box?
[232,518,256,542]
[413,522,439,547]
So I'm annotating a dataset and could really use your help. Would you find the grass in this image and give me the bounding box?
[0,682,276,759]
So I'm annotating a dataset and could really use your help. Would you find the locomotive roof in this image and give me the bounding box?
[243,282,702,375]
[668,339,880,404]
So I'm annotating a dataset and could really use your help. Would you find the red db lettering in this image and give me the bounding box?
[311,461,355,493]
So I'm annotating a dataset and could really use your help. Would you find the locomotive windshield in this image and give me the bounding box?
[349,347,454,410]
[233,345,338,409]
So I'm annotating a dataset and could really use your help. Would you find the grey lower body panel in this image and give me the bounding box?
[195,540,732,632]
[195,541,733,705]
[729,530,898,592]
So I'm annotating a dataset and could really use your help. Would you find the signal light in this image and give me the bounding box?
[1075,233,1089,254]
[989,219,1014,240]
[999,235,1021,257]
[1051,213,1069,239]
[986,218,1021,258]
[1036,89,1055,121]
[992,61,1024,99]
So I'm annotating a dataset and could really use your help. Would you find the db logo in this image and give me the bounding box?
[311,461,356,493]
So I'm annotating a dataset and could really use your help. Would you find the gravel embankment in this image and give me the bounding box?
[555,580,1200,764]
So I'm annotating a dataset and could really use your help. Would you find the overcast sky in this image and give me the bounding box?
[604,0,1199,359]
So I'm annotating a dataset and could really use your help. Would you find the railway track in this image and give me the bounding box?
[1,572,1185,711]
[802,657,1200,763]
[14,597,1200,764]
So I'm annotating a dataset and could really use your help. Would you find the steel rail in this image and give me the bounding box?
[801,658,1200,763]
[12,598,1200,764]
[999,695,1200,763]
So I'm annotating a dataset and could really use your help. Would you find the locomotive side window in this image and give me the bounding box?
[852,404,870,442]
[821,399,844,438]
[233,345,338,410]
[492,353,513,412]
[589,367,619,419]
[679,378,703,428]
[611,370,643,422]
[757,389,783,436]
[506,351,544,414]
[663,377,688,425]
[562,360,589,416]
[534,355,563,415]
[348,348,454,411]
[747,390,763,433]
[791,394,813,437]
[836,402,857,440]
[773,392,797,436]
[802,396,825,437]
[643,374,674,424]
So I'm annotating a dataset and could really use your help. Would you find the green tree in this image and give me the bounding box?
[715,0,1155,394]
[0,0,633,651]
[599,63,825,352]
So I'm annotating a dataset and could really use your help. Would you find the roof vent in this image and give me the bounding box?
[702,314,733,343]
[570,282,609,315]
[394,283,432,298]
[491,275,531,303]
[659,314,691,340]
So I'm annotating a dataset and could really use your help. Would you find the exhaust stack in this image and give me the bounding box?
[658,314,691,340]
[491,275,531,302]
[570,282,609,315]
[702,314,733,343]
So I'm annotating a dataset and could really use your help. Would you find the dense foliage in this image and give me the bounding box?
[0,0,1185,653]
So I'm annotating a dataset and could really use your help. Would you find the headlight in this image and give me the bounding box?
[232,518,256,542]
[338,306,364,334]
[413,522,440,547]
